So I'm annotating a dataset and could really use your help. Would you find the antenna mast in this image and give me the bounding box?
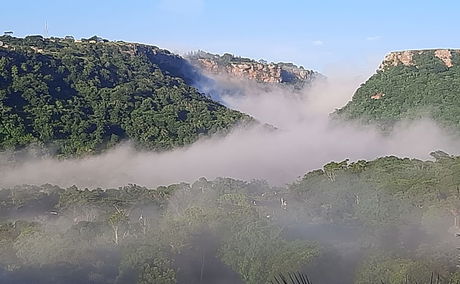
[44,21,49,38]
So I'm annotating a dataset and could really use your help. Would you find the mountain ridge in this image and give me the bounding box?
[336,48,460,130]
[379,48,460,70]
[187,51,321,88]
[0,35,250,156]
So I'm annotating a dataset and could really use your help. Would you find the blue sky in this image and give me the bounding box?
[1,0,459,74]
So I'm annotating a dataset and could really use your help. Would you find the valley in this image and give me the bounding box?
[1,34,460,284]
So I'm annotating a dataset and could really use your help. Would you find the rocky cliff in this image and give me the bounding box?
[379,49,460,70]
[187,51,320,87]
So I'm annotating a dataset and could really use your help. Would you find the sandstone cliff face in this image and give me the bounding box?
[188,52,319,85]
[195,58,284,83]
[379,49,460,70]
[434,49,454,67]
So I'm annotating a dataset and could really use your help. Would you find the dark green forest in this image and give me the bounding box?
[1,153,460,283]
[0,35,248,156]
[336,50,460,130]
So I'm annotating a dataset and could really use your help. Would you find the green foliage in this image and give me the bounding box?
[290,155,460,226]
[188,50,255,65]
[355,255,432,284]
[117,244,176,284]
[285,154,460,282]
[1,154,460,282]
[336,50,460,130]
[0,36,248,156]
[0,178,320,283]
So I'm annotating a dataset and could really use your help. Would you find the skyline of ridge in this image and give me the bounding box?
[1,0,459,75]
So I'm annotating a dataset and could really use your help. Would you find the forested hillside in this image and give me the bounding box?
[336,49,460,130]
[0,35,248,156]
[1,153,460,283]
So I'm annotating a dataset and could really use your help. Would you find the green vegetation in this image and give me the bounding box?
[336,50,460,130]
[286,152,460,283]
[0,35,248,156]
[0,179,318,283]
[187,50,257,65]
[1,153,460,283]
[2,37,460,283]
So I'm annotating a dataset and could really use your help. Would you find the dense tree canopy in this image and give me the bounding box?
[1,153,460,283]
[336,50,460,131]
[0,35,249,156]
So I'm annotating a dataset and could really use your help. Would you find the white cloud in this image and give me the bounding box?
[366,35,382,41]
[312,40,324,46]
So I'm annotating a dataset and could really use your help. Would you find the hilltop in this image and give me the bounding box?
[0,35,250,156]
[336,49,460,130]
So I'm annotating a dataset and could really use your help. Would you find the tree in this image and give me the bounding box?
[108,209,129,245]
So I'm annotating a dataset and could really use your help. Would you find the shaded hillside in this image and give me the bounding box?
[0,35,249,156]
[336,49,460,130]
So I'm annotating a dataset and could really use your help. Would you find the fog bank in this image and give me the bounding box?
[1,74,459,188]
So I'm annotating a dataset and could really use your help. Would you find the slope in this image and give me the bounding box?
[336,49,460,130]
[0,35,249,156]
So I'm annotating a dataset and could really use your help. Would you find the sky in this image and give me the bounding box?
[1,0,460,74]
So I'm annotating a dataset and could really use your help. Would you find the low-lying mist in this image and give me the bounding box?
[1,73,459,189]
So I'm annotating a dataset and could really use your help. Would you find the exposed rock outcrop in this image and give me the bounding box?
[434,49,454,67]
[187,51,320,86]
[379,49,459,70]
[195,58,284,83]
[379,50,415,69]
